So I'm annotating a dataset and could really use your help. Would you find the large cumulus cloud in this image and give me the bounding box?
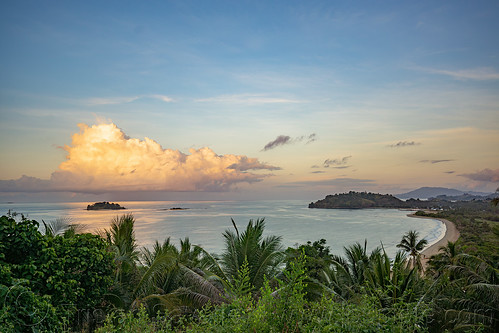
[0,123,279,193]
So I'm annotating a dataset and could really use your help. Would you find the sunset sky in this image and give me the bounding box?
[1,1,498,202]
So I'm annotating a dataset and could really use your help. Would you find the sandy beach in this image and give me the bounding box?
[407,214,460,266]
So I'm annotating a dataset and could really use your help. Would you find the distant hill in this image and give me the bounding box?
[396,187,492,200]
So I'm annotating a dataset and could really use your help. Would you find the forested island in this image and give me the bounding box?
[309,191,498,210]
[86,202,126,210]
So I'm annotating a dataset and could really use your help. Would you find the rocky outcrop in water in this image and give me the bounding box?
[86,202,126,210]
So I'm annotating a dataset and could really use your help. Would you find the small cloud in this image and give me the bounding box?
[262,133,316,151]
[324,156,352,168]
[306,133,317,144]
[459,168,499,182]
[262,135,292,151]
[444,171,455,174]
[388,141,421,148]
[311,171,325,174]
[310,165,321,169]
[420,159,455,164]
[331,166,350,169]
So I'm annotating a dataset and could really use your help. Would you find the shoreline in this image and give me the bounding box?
[407,214,460,265]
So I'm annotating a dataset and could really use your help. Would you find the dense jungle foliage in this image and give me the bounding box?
[1,202,498,332]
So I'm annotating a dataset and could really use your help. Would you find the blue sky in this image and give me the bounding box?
[1,1,498,201]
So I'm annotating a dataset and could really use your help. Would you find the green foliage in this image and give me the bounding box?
[95,306,173,333]
[0,215,114,331]
[187,256,429,332]
[0,279,65,332]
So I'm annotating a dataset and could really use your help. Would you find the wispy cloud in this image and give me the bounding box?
[418,66,499,81]
[84,94,174,105]
[150,94,174,102]
[311,171,325,174]
[195,94,304,105]
[388,141,421,148]
[444,171,455,174]
[86,96,141,105]
[262,133,316,151]
[420,159,455,164]
[459,168,499,182]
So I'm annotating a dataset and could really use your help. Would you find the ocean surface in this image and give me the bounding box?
[0,200,444,258]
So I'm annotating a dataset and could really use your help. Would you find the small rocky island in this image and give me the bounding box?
[86,202,126,210]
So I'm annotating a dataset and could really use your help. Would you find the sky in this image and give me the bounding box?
[0,0,498,202]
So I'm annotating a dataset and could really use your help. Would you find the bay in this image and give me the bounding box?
[0,200,444,258]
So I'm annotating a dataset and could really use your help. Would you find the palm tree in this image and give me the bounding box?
[396,230,428,271]
[42,217,85,237]
[364,249,422,308]
[206,218,284,293]
[329,240,380,298]
[105,214,140,283]
[102,214,141,309]
[430,253,499,332]
[427,241,459,277]
[134,237,226,315]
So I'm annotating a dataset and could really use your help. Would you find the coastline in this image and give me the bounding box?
[407,213,460,265]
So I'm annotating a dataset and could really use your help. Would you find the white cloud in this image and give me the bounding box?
[0,122,279,193]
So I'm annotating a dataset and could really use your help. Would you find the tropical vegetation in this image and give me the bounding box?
[0,200,497,332]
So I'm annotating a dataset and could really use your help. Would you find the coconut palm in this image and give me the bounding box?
[364,249,422,308]
[396,230,428,271]
[430,253,499,332]
[105,214,140,283]
[329,240,381,298]
[427,241,459,277]
[42,217,85,237]
[101,214,143,310]
[205,218,284,293]
[133,237,226,315]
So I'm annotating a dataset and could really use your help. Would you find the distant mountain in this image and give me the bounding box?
[396,187,492,200]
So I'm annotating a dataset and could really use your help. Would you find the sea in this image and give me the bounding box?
[0,200,445,258]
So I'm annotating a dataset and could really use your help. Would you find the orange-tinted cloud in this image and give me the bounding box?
[0,122,279,193]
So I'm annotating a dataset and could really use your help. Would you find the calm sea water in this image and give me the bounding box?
[0,200,444,258]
